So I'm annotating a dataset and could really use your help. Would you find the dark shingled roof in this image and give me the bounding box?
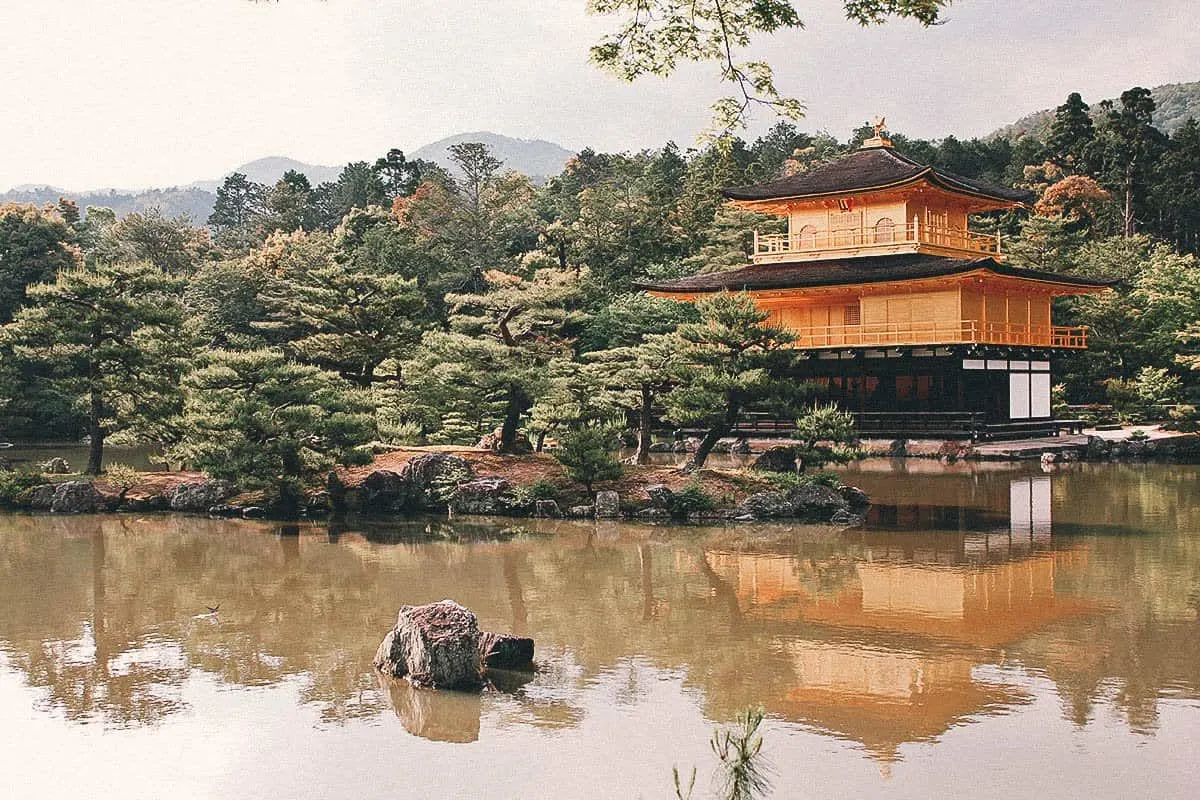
[635,254,1114,293]
[722,146,1034,204]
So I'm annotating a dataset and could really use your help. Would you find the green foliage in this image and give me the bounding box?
[173,349,374,511]
[0,260,188,474]
[1166,404,1199,432]
[0,469,44,507]
[588,1,946,135]
[554,426,623,492]
[711,707,773,800]
[503,479,559,509]
[103,463,141,492]
[0,203,80,323]
[792,402,856,448]
[665,291,796,469]
[665,483,715,519]
[766,470,844,492]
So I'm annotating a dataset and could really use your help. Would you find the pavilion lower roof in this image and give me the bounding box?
[634,254,1115,294]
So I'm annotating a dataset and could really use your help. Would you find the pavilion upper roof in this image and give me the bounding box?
[722,145,1034,206]
[635,254,1114,294]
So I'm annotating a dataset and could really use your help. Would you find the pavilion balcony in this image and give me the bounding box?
[753,222,1002,264]
[788,320,1088,350]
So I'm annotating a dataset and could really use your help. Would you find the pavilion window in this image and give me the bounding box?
[797,224,818,249]
[844,302,862,326]
[873,217,895,243]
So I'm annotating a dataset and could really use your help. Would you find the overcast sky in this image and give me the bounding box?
[1,0,1197,190]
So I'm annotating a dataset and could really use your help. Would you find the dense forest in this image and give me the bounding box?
[1,85,1198,500]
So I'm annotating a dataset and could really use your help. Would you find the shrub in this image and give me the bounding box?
[528,479,559,501]
[502,480,556,510]
[103,463,141,493]
[555,427,622,492]
[793,402,856,449]
[1166,404,1199,432]
[0,470,43,507]
[665,483,715,518]
[766,470,844,493]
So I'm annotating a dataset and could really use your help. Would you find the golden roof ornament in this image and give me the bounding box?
[861,115,893,149]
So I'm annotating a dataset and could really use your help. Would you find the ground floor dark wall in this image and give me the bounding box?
[791,349,1054,423]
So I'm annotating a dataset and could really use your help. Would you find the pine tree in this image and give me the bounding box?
[256,229,432,386]
[664,291,796,470]
[1,261,187,474]
[1047,92,1096,174]
[174,349,374,514]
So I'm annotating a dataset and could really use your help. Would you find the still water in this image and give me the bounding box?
[1,460,1198,799]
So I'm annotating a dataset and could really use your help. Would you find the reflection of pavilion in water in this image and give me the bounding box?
[704,476,1095,765]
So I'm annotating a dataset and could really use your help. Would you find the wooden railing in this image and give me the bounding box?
[789,320,1088,349]
[754,222,1001,259]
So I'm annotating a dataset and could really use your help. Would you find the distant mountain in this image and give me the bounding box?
[411,131,575,181]
[0,184,217,222]
[990,80,1200,141]
[188,156,343,192]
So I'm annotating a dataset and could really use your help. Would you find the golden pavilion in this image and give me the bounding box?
[638,125,1112,439]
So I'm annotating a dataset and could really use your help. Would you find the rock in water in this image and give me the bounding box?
[478,632,535,671]
[595,490,620,518]
[374,600,484,690]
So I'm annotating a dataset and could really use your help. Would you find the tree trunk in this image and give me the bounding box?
[86,382,104,476]
[534,430,547,453]
[685,399,740,472]
[499,385,529,454]
[634,384,653,465]
[1124,163,1136,237]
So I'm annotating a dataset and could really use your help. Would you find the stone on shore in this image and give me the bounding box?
[449,477,511,515]
[374,600,484,690]
[165,479,235,512]
[401,453,472,491]
[751,446,800,473]
[566,504,595,518]
[40,457,71,475]
[478,631,535,671]
[595,490,620,518]
[788,483,850,519]
[50,481,106,514]
[731,491,794,519]
[534,499,561,518]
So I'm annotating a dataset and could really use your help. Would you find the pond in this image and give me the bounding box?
[1,460,1198,799]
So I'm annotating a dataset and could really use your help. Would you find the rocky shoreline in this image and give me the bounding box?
[0,447,872,523]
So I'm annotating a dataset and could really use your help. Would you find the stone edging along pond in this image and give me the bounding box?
[2,448,871,523]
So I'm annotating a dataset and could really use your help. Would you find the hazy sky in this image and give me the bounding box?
[1,0,1197,190]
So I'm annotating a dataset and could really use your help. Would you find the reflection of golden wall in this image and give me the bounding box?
[707,552,805,607]
[786,641,977,701]
[857,557,1058,621]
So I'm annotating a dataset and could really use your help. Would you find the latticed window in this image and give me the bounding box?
[873,217,895,243]
[796,224,818,249]
[844,302,861,326]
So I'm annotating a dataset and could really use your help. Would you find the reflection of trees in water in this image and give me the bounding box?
[0,487,1198,749]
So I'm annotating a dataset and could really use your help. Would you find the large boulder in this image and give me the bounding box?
[839,485,871,508]
[449,477,511,515]
[401,453,472,491]
[478,632,535,671]
[27,484,57,510]
[788,483,849,520]
[165,479,235,512]
[374,600,484,690]
[751,446,799,473]
[40,457,71,475]
[643,484,673,509]
[534,499,561,518]
[358,469,419,512]
[50,481,105,514]
[732,491,795,519]
[594,490,620,518]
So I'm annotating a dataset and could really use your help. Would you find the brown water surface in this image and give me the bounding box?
[1,460,1198,799]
